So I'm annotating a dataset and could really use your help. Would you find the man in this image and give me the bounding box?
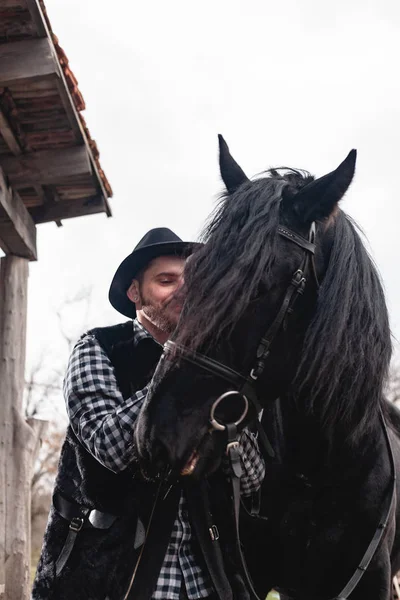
[32,228,265,600]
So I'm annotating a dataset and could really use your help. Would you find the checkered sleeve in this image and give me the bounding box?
[64,333,147,473]
[237,428,266,496]
[222,428,265,496]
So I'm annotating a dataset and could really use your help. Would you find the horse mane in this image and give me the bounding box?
[176,168,392,442]
[176,169,313,350]
[294,211,391,442]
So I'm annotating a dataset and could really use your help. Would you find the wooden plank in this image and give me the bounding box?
[33,185,45,203]
[0,168,37,260]
[29,194,106,224]
[0,1,28,8]
[0,38,59,87]
[53,76,82,143]
[14,95,63,110]
[41,185,62,227]
[0,20,36,42]
[42,185,60,204]
[53,78,112,216]
[56,185,97,200]
[0,108,22,156]
[24,0,48,38]
[7,80,57,95]
[24,131,75,150]
[0,145,92,186]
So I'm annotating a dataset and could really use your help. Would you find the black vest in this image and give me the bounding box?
[32,322,248,600]
[54,322,162,518]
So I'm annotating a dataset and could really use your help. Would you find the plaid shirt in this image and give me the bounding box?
[64,319,265,599]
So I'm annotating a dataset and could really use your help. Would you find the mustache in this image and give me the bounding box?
[164,291,184,309]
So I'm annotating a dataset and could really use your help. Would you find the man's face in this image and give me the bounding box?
[132,255,185,335]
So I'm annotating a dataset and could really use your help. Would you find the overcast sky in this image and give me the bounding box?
[18,0,400,382]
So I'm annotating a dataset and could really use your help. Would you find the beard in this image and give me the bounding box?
[141,296,179,335]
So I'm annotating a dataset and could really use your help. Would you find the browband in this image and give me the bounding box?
[278,226,316,254]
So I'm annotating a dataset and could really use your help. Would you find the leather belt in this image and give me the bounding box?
[53,492,117,576]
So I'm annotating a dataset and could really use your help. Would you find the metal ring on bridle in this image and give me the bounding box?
[209,391,249,432]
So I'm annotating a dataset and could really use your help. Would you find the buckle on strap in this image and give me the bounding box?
[209,524,220,541]
[226,428,243,479]
[69,517,84,532]
[226,440,240,454]
[56,517,85,577]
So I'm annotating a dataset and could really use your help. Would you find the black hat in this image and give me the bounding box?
[109,227,197,318]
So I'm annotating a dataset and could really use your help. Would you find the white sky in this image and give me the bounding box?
[23,0,400,381]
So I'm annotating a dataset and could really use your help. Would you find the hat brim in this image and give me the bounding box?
[109,241,199,318]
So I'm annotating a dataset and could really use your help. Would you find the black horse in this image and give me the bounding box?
[135,136,400,599]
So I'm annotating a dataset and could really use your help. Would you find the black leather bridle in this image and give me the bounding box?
[164,221,318,448]
[162,222,397,600]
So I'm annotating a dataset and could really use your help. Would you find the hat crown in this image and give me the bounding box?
[134,228,183,251]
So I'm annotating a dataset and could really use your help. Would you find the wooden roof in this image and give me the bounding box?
[0,0,112,235]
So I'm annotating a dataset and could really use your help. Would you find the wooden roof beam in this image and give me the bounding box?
[0,168,37,261]
[0,146,92,187]
[0,109,22,156]
[0,10,112,219]
[0,38,59,88]
[29,195,107,224]
[25,0,48,38]
[42,185,63,228]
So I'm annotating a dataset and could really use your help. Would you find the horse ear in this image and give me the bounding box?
[218,134,249,194]
[291,150,357,223]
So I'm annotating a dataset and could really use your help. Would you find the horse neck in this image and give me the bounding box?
[273,392,383,479]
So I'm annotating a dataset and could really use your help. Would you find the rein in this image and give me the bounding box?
[163,222,397,600]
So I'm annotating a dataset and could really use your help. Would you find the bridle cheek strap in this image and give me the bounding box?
[249,223,318,380]
[250,268,307,380]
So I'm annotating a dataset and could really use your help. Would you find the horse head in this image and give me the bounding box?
[135,136,390,482]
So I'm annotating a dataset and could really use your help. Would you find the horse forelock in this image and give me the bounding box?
[176,169,312,352]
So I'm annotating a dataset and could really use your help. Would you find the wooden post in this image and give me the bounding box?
[0,256,36,600]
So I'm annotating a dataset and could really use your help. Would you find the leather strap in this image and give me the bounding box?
[226,423,262,600]
[275,410,396,600]
[228,410,396,600]
[278,226,316,254]
[185,482,234,600]
[53,492,117,529]
[54,494,89,576]
[250,269,306,380]
[55,517,86,576]
[123,479,180,600]
[328,409,396,600]
[53,492,117,576]
[164,341,245,388]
